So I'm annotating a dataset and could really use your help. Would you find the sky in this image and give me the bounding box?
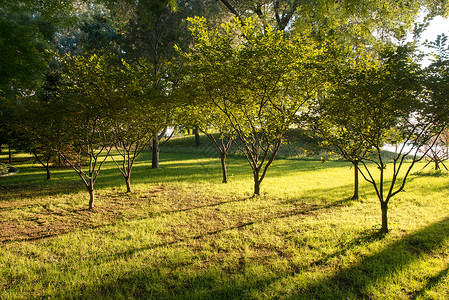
[418,15,449,66]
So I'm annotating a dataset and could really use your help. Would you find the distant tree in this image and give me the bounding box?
[57,10,121,56]
[422,34,449,171]
[11,97,63,180]
[102,0,212,168]
[177,98,235,183]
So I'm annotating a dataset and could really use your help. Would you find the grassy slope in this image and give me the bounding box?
[0,139,448,299]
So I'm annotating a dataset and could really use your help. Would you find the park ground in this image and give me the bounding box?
[0,136,448,299]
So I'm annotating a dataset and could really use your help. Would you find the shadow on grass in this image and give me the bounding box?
[288,215,449,299]
[44,216,449,299]
[107,197,352,260]
[412,266,449,299]
[1,176,360,244]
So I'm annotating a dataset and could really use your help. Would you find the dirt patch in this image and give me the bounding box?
[0,187,168,244]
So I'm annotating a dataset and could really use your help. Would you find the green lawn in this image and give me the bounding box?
[0,140,448,299]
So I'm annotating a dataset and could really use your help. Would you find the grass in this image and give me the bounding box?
[1,139,449,299]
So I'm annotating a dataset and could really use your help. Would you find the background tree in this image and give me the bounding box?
[0,0,76,153]
[421,34,449,171]
[10,97,64,180]
[310,107,372,200]
[103,0,217,168]
[177,96,235,183]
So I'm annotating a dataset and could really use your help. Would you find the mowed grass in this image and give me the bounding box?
[0,141,449,299]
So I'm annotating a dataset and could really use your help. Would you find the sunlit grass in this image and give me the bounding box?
[1,142,449,299]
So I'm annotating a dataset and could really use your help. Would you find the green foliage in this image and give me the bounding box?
[57,11,121,56]
[0,7,47,95]
[317,44,446,232]
[181,16,332,194]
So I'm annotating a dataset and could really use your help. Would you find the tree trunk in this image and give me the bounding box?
[253,170,260,196]
[88,184,95,210]
[125,176,132,193]
[434,158,440,170]
[194,126,201,147]
[45,165,51,180]
[381,201,388,233]
[8,145,12,164]
[152,136,159,169]
[352,160,359,200]
[221,152,228,183]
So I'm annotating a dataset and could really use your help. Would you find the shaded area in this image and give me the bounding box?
[412,267,449,299]
[290,216,449,299]
[41,216,449,299]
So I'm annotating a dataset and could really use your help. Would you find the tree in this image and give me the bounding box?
[177,98,235,183]
[421,34,449,171]
[0,0,77,164]
[214,0,433,35]
[56,53,118,210]
[310,104,373,200]
[11,97,63,180]
[103,0,212,168]
[183,17,328,195]
[107,59,168,192]
[326,45,446,233]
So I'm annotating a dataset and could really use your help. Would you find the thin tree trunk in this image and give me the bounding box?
[434,158,440,170]
[8,145,12,164]
[194,126,201,147]
[352,160,359,200]
[221,152,227,183]
[32,151,52,180]
[88,183,95,210]
[45,165,51,180]
[253,170,260,196]
[125,176,132,193]
[152,136,159,169]
[381,201,388,233]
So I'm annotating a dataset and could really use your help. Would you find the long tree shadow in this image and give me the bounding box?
[40,196,362,299]
[104,198,351,261]
[288,215,449,299]
[412,266,449,299]
[0,173,361,244]
[46,216,449,299]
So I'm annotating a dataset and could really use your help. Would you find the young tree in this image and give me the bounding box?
[11,98,63,180]
[310,110,372,200]
[327,46,446,233]
[107,59,168,192]
[183,17,328,195]
[57,54,119,210]
[178,100,235,183]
